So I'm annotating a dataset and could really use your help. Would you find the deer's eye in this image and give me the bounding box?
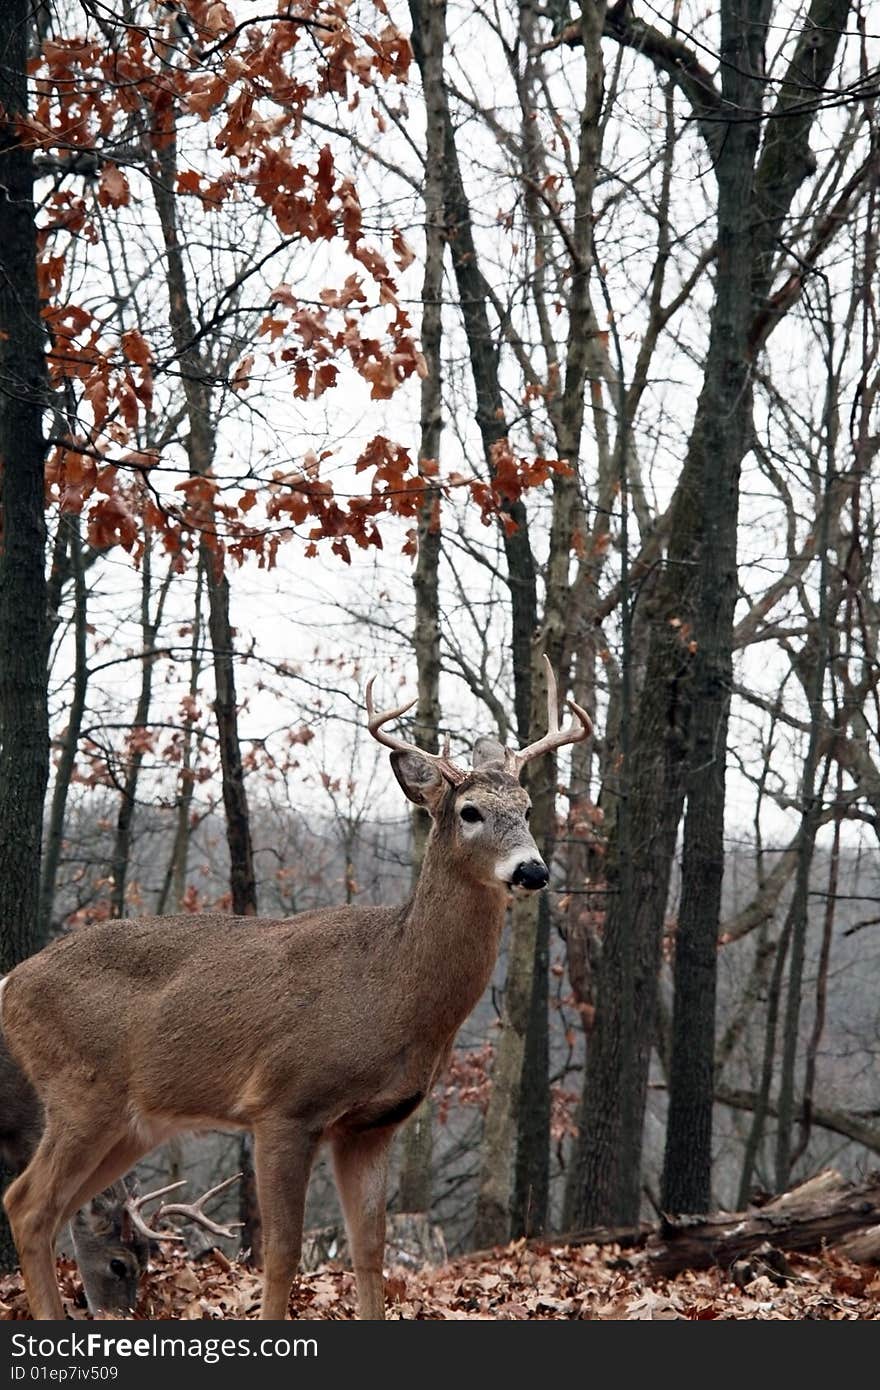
[525,807,531,820]
[109,1258,128,1279]
[460,806,483,824]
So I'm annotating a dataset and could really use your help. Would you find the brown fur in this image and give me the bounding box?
[2,754,544,1320]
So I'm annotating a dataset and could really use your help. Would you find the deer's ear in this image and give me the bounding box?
[390,751,447,811]
[73,1195,114,1238]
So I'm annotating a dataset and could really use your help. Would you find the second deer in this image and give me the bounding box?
[1,1034,240,1314]
[1,659,590,1319]
[1,1036,148,1315]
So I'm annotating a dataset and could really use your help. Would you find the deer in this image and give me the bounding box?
[0,658,590,1320]
[1,1034,148,1314]
[1,1033,240,1315]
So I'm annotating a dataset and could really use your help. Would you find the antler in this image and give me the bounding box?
[365,676,467,785]
[125,1174,243,1243]
[507,655,592,775]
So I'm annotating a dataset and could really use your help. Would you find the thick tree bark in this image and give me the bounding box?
[0,0,50,1268]
[569,0,853,1229]
[661,2,769,1215]
[0,2,50,970]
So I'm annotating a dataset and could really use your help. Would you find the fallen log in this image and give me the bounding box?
[640,1169,880,1277]
[832,1224,880,1267]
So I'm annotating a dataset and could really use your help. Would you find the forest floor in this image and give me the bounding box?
[2,1240,879,1320]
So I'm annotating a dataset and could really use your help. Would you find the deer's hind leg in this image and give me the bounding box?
[253,1119,320,1320]
[330,1126,395,1320]
[4,1107,125,1320]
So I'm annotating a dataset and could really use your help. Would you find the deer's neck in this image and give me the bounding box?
[400,839,507,1031]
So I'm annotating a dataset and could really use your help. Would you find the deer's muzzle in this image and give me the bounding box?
[510,859,550,891]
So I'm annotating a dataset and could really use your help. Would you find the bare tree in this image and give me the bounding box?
[0,0,51,1268]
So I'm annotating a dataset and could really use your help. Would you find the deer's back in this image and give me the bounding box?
[1,905,428,1130]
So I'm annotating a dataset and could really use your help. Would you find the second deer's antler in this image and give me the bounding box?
[507,655,592,775]
[125,1174,243,1243]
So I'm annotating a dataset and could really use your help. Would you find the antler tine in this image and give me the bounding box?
[365,675,419,755]
[544,654,560,735]
[125,1174,243,1243]
[125,1182,187,1243]
[132,1179,189,1206]
[510,654,593,775]
[364,676,467,784]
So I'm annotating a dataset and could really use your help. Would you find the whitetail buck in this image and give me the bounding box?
[1,659,590,1320]
[1,1035,239,1314]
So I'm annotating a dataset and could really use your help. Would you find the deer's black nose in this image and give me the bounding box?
[511,859,549,891]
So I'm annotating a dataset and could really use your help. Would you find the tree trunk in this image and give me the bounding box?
[109,530,172,918]
[414,19,543,1244]
[511,891,550,1237]
[736,907,795,1206]
[510,1,605,1243]
[425,43,537,736]
[472,656,563,1246]
[156,553,205,913]
[737,426,836,1202]
[661,1,768,1215]
[570,0,852,1229]
[238,1132,262,1267]
[0,0,50,1268]
[474,1,605,1246]
[204,561,256,915]
[773,417,836,1191]
[37,515,88,946]
[397,0,447,1217]
[150,108,257,916]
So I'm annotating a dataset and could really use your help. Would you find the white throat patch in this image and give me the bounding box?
[494,847,540,884]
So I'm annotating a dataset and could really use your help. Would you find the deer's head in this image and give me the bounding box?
[367,657,592,893]
[70,1181,150,1317]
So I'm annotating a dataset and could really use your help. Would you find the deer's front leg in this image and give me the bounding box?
[253,1119,319,1320]
[330,1126,394,1320]
[4,1164,64,1321]
[5,1113,122,1321]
